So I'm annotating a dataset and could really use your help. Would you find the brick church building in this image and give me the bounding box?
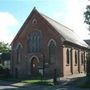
[11,8,89,78]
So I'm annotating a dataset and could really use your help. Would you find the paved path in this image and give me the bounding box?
[0,85,17,90]
[0,85,89,90]
[0,83,89,90]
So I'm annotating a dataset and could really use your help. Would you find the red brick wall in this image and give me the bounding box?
[11,11,86,78]
[11,11,64,78]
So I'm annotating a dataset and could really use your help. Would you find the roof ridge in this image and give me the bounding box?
[39,12,89,48]
[11,8,89,48]
[40,13,74,32]
[11,7,38,45]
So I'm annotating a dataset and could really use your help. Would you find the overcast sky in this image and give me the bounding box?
[0,0,90,44]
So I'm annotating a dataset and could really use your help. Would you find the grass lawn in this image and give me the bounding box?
[22,79,53,86]
[0,77,54,86]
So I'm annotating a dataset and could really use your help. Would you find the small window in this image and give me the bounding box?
[75,51,77,65]
[81,53,84,65]
[16,44,21,64]
[70,49,72,62]
[32,18,37,25]
[66,49,69,65]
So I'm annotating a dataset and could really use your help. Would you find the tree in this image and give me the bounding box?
[0,42,11,78]
[84,5,90,31]
[1,52,11,60]
[0,42,10,53]
[0,41,11,61]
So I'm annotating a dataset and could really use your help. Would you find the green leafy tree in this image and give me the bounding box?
[0,42,11,77]
[0,42,10,53]
[0,41,11,60]
[84,5,90,30]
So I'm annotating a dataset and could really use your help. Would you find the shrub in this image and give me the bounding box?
[0,64,10,78]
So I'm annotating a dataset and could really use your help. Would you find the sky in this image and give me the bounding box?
[0,0,90,44]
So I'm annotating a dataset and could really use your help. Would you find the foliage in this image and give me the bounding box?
[1,52,11,60]
[0,42,11,60]
[0,42,10,53]
[0,64,4,72]
[0,64,10,78]
[84,5,90,30]
[0,64,4,68]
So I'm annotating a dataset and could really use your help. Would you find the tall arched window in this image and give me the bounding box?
[28,31,42,53]
[81,53,84,65]
[66,49,69,65]
[70,49,72,62]
[75,51,77,65]
[16,44,22,64]
[48,39,57,64]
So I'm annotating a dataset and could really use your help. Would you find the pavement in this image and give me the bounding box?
[0,85,89,90]
[0,73,89,90]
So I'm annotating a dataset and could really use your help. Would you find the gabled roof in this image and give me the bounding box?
[40,13,89,48]
[11,8,89,48]
[11,7,36,45]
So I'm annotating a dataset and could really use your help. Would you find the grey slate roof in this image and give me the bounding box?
[84,40,90,46]
[40,13,89,48]
[11,8,89,49]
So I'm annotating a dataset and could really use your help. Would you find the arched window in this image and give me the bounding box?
[81,53,84,65]
[48,39,57,64]
[75,51,77,65]
[66,49,69,65]
[16,44,22,64]
[28,31,42,53]
[70,49,72,62]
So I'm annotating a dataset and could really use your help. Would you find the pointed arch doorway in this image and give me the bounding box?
[31,56,39,75]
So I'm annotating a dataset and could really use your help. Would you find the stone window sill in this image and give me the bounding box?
[66,64,69,66]
[74,64,77,66]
